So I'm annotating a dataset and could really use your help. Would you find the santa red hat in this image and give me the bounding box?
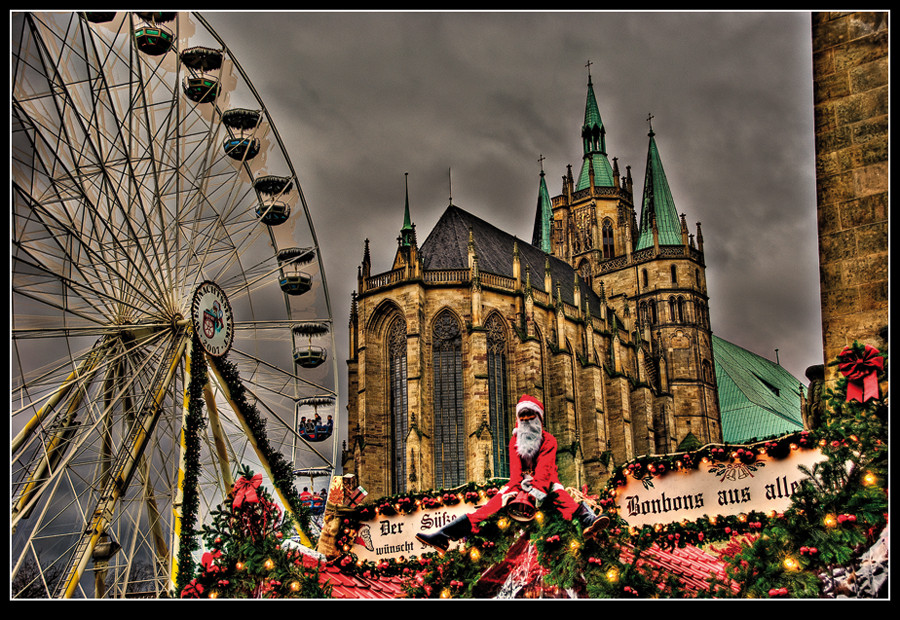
[515,394,544,423]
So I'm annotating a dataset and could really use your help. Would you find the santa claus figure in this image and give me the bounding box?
[416,394,609,554]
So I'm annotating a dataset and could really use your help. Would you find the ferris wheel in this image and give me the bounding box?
[11,12,339,598]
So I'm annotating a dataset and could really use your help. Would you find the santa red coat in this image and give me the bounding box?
[466,427,578,526]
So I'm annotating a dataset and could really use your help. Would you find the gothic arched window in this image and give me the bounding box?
[702,359,714,384]
[388,316,408,494]
[668,296,685,323]
[486,314,511,478]
[647,300,657,325]
[602,219,615,259]
[432,310,465,488]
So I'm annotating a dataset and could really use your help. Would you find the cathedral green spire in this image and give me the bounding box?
[399,172,415,247]
[635,123,682,250]
[532,159,553,253]
[576,69,615,191]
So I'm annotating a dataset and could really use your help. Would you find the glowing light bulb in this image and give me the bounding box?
[783,556,799,571]
[470,548,481,562]
[264,558,275,570]
[290,581,301,592]
[863,472,877,486]
[824,514,837,527]
[606,568,619,583]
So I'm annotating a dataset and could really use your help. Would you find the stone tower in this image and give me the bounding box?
[345,69,723,500]
[536,73,720,455]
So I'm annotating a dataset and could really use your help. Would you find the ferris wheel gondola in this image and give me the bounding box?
[12,11,339,599]
[180,46,223,103]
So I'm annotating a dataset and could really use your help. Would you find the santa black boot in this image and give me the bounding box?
[415,515,472,554]
[574,503,610,541]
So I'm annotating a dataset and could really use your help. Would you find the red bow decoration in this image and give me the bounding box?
[181,578,204,598]
[232,473,263,509]
[201,550,223,575]
[838,344,883,403]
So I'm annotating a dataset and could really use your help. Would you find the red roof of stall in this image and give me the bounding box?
[303,534,755,599]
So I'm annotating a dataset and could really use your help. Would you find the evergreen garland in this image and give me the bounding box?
[174,346,315,596]
[336,342,888,598]
[708,341,888,598]
[208,353,312,537]
[173,336,209,594]
[181,466,330,598]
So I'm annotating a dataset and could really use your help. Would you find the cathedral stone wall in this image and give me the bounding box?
[346,72,723,501]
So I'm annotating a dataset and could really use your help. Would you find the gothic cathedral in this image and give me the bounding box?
[345,72,721,499]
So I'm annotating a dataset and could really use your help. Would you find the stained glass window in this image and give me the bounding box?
[602,219,615,258]
[388,316,408,494]
[432,310,464,488]
[486,314,510,478]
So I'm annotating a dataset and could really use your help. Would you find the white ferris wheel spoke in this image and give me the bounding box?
[11,11,339,598]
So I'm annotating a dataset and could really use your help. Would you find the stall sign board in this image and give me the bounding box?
[352,504,472,563]
[616,448,826,528]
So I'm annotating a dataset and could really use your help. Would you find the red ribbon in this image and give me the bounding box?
[232,473,263,509]
[181,579,204,598]
[201,550,222,575]
[838,345,883,403]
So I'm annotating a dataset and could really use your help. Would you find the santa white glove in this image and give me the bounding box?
[527,487,547,505]
[498,485,518,506]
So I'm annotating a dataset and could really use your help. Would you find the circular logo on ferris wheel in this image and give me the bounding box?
[191,281,234,357]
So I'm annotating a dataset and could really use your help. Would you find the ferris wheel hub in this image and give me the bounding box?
[191,281,235,357]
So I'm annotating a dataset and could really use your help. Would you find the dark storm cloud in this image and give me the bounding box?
[204,11,823,409]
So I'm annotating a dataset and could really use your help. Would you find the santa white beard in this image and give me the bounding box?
[515,416,543,462]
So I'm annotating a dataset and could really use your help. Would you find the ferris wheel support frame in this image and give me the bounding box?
[57,333,189,598]
[11,343,108,455]
[12,12,339,597]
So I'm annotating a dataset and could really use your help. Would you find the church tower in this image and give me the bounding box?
[533,68,720,453]
[347,67,723,500]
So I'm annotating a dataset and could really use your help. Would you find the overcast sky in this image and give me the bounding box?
[203,11,823,416]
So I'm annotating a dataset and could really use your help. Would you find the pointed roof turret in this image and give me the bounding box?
[635,118,682,250]
[576,64,615,191]
[531,156,553,253]
[399,172,416,248]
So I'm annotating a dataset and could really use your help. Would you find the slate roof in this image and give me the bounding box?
[713,335,805,443]
[420,204,606,321]
[415,207,802,447]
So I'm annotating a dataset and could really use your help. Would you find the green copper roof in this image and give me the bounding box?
[531,169,553,253]
[713,335,805,444]
[576,155,616,191]
[635,129,683,250]
[575,76,615,190]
